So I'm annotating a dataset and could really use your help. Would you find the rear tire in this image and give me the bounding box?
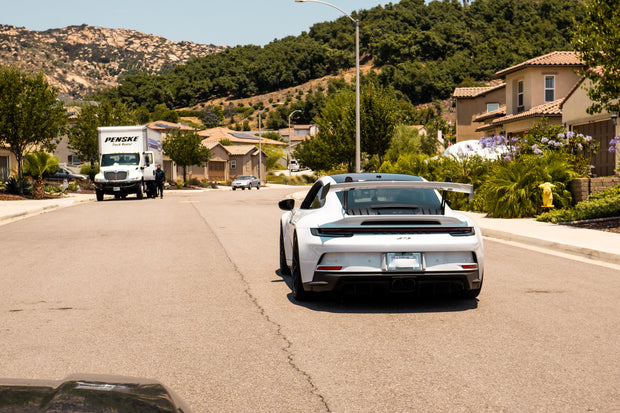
[291,238,311,301]
[462,275,483,299]
[279,226,290,276]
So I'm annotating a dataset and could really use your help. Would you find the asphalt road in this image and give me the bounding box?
[0,187,618,412]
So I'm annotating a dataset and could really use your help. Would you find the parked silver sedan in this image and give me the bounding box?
[232,175,260,190]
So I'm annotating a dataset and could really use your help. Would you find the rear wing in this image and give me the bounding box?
[325,181,474,200]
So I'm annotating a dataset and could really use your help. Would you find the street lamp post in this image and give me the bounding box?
[295,0,360,173]
[288,109,302,176]
[257,102,284,183]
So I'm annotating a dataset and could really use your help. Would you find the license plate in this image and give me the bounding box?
[386,252,422,271]
[113,187,120,191]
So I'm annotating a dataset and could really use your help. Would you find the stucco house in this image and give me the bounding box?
[452,51,618,176]
[561,71,619,177]
[179,141,265,182]
[452,84,505,141]
[0,144,16,181]
[473,51,585,137]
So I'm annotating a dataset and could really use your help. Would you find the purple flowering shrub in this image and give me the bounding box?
[479,119,600,176]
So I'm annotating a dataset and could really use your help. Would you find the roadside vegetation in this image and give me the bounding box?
[378,119,603,218]
[537,185,620,223]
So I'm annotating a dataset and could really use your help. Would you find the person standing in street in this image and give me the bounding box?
[155,164,165,198]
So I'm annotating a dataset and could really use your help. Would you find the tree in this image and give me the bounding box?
[162,130,211,184]
[360,82,399,165]
[311,89,357,171]
[296,80,404,172]
[68,99,136,166]
[198,105,223,128]
[385,125,422,162]
[0,66,68,194]
[573,0,620,114]
[134,106,151,124]
[23,151,58,199]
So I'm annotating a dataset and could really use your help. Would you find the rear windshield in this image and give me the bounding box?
[101,153,139,166]
[337,188,442,215]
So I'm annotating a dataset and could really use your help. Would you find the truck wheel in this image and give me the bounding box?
[136,184,144,199]
[96,189,103,202]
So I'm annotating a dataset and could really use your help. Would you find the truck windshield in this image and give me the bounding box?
[101,153,139,166]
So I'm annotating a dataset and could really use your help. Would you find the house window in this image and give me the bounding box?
[68,155,81,165]
[517,81,524,109]
[487,103,500,113]
[0,155,8,180]
[230,160,236,169]
[545,75,555,102]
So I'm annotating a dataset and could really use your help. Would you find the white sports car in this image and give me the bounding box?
[278,173,484,300]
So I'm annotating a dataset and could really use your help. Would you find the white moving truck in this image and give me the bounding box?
[94,126,163,201]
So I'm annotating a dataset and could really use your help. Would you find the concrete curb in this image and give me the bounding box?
[480,227,620,266]
[0,195,93,225]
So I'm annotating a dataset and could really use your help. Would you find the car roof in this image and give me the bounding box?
[327,173,425,183]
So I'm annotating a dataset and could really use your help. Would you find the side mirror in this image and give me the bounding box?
[278,199,295,211]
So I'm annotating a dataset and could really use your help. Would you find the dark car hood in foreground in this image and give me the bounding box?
[0,374,192,413]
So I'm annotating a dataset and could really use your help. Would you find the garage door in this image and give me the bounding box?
[208,161,226,181]
[574,120,617,176]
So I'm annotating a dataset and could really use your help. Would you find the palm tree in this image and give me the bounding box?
[23,151,59,199]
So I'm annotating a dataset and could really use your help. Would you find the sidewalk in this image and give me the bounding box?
[462,211,620,266]
[0,193,94,226]
[1,192,619,266]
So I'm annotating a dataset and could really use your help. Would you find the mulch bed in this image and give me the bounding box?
[563,217,620,234]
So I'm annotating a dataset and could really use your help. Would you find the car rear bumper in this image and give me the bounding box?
[307,270,482,293]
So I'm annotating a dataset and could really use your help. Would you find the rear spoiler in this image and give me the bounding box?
[325,181,474,200]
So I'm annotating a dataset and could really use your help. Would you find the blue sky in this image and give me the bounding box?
[1,0,389,47]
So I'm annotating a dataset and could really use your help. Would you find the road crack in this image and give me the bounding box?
[194,204,331,412]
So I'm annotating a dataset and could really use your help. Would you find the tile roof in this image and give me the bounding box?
[475,99,563,131]
[496,51,584,77]
[223,145,258,156]
[473,105,506,122]
[452,84,505,98]
[147,120,194,131]
[198,127,286,146]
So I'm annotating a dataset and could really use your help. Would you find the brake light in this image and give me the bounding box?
[461,264,478,270]
[316,266,342,271]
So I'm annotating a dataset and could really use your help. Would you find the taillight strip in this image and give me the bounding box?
[311,227,475,237]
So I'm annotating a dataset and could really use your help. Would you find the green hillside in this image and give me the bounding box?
[99,0,583,111]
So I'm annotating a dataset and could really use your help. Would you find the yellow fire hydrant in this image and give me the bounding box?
[538,182,555,209]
